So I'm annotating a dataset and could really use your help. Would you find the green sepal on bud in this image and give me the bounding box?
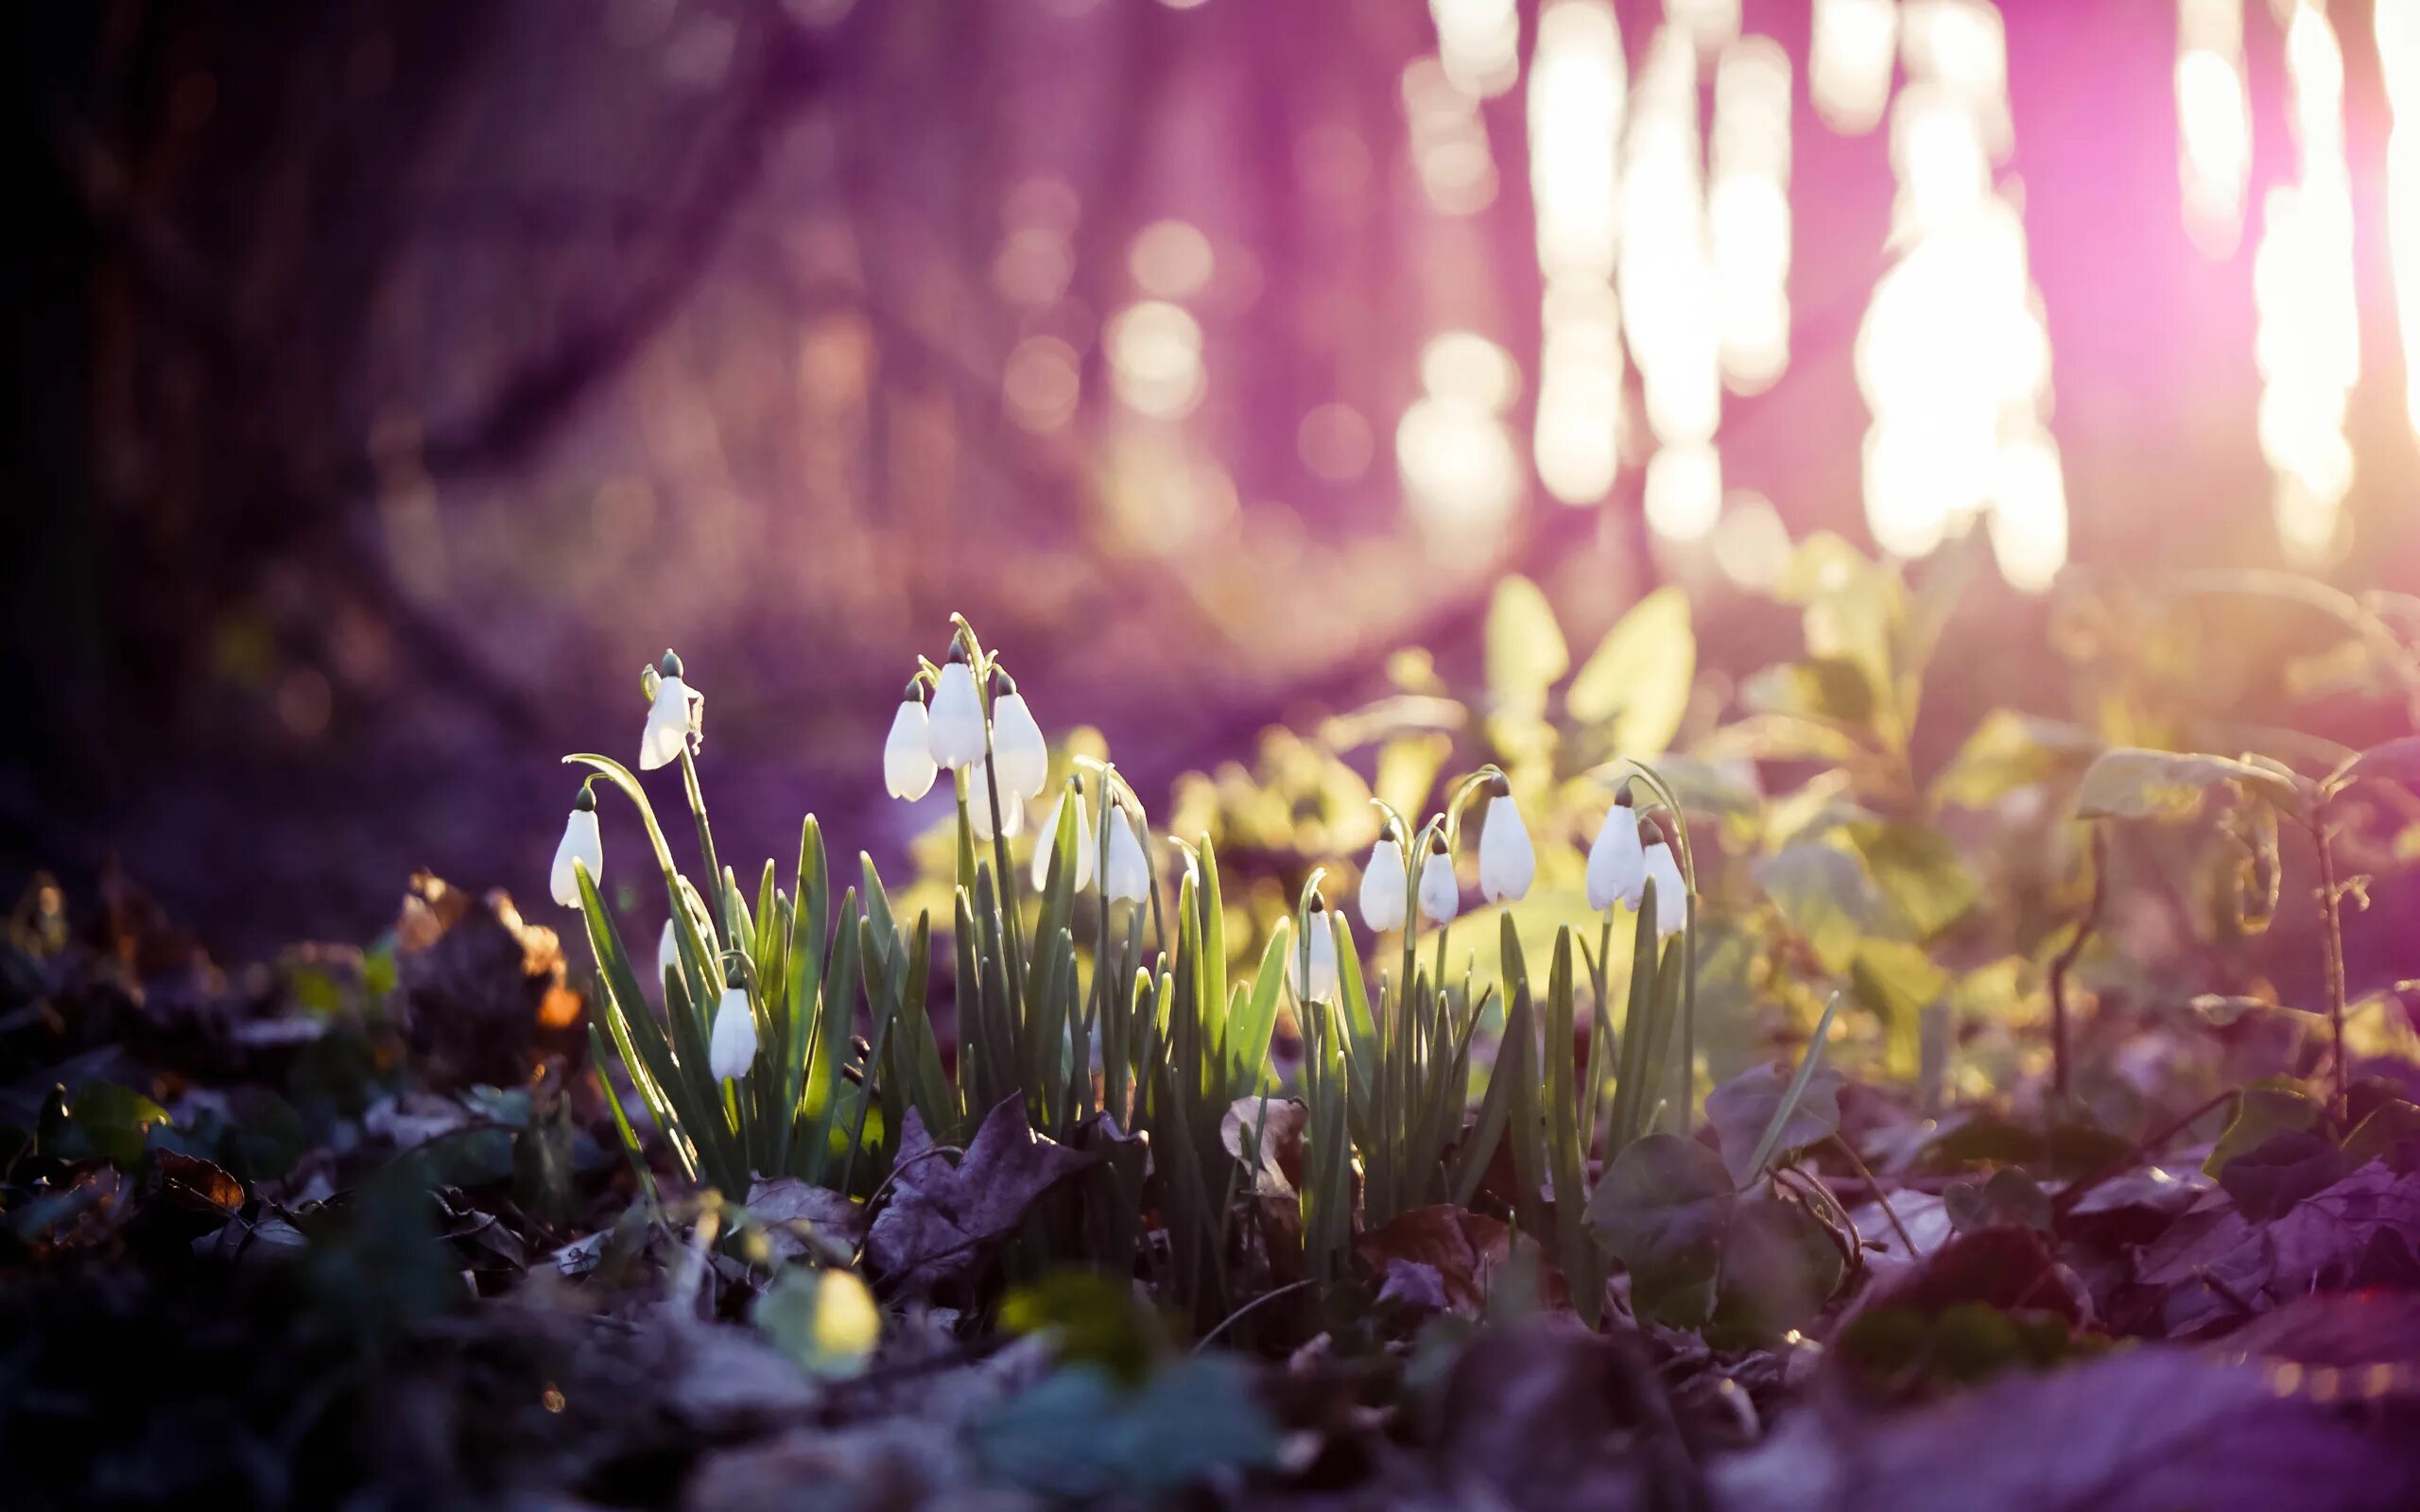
[575,783,597,813]
[660,648,684,679]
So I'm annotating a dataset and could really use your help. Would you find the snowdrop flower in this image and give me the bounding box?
[925,648,988,770]
[1417,833,1459,926]
[1030,788,1096,890]
[1586,793,1647,913]
[1641,833,1688,937]
[1359,830,1407,933]
[549,786,603,908]
[640,650,700,771]
[657,917,683,988]
[1476,780,1535,903]
[1102,807,1150,904]
[968,761,1024,840]
[708,973,757,1080]
[884,686,939,800]
[989,675,1050,801]
[1294,895,1341,1003]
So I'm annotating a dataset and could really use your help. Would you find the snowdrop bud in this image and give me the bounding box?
[1359,832,1408,933]
[1587,793,1647,913]
[656,918,682,990]
[1295,895,1341,1002]
[989,676,1050,801]
[884,689,939,800]
[1103,808,1150,904]
[1031,789,1096,891]
[1417,833,1460,925]
[968,761,1024,840]
[639,651,696,771]
[925,651,988,770]
[549,787,603,908]
[709,978,757,1080]
[1641,841,1688,937]
[1476,782,1535,903]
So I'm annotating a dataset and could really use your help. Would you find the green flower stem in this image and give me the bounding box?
[677,746,732,944]
[1626,762,1699,1135]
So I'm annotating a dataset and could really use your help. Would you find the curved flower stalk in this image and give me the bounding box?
[550,785,603,908]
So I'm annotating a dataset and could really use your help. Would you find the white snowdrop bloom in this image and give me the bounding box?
[1294,899,1341,1002]
[549,788,603,908]
[1103,808,1151,904]
[1476,788,1535,903]
[709,981,757,1080]
[990,683,1050,801]
[1417,839,1460,926]
[657,918,681,986]
[1641,841,1688,937]
[884,694,939,800]
[1030,789,1096,891]
[925,656,988,770]
[967,761,1024,840]
[1587,800,1648,912]
[639,652,698,771]
[1359,835,1408,932]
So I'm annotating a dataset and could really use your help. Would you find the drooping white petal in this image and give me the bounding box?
[884,700,939,800]
[1294,912,1342,1002]
[1359,840,1408,932]
[1641,843,1688,937]
[925,662,987,769]
[550,807,603,908]
[1103,810,1150,903]
[654,919,683,994]
[1586,808,1648,913]
[1477,794,1535,902]
[1031,790,1096,891]
[639,675,695,771]
[991,692,1050,801]
[1418,850,1460,925]
[966,762,1024,840]
[709,985,758,1079]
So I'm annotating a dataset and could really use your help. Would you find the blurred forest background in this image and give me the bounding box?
[9,0,2420,954]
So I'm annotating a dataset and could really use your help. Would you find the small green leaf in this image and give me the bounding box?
[1567,586,1694,756]
[754,1265,883,1379]
[2204,1080,2325,1178]
[1930,711,2100,808]
[1752,844,1890,973]
[1485,575,1569,721]
[1849,939,1950,1080]
[2074,747,2303,823]
[69,1082,171,1169]
[1706,1057,1844,1187]
[1848,822,1979,941]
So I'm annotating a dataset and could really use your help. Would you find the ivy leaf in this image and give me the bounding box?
[2204,1080,2325,1179]
[1849,821,1979,941]
[68,1081,172,1169]
[1753,843,1891,973]
[1930,710,2100,809]
[974,1357,1278,1500]
[1704,1062,1845,1186]
[2074,747,2304,823]
[1585,1133,1735,1329]
[1706,1188,1849,1348]
[1566,585,1694,757]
